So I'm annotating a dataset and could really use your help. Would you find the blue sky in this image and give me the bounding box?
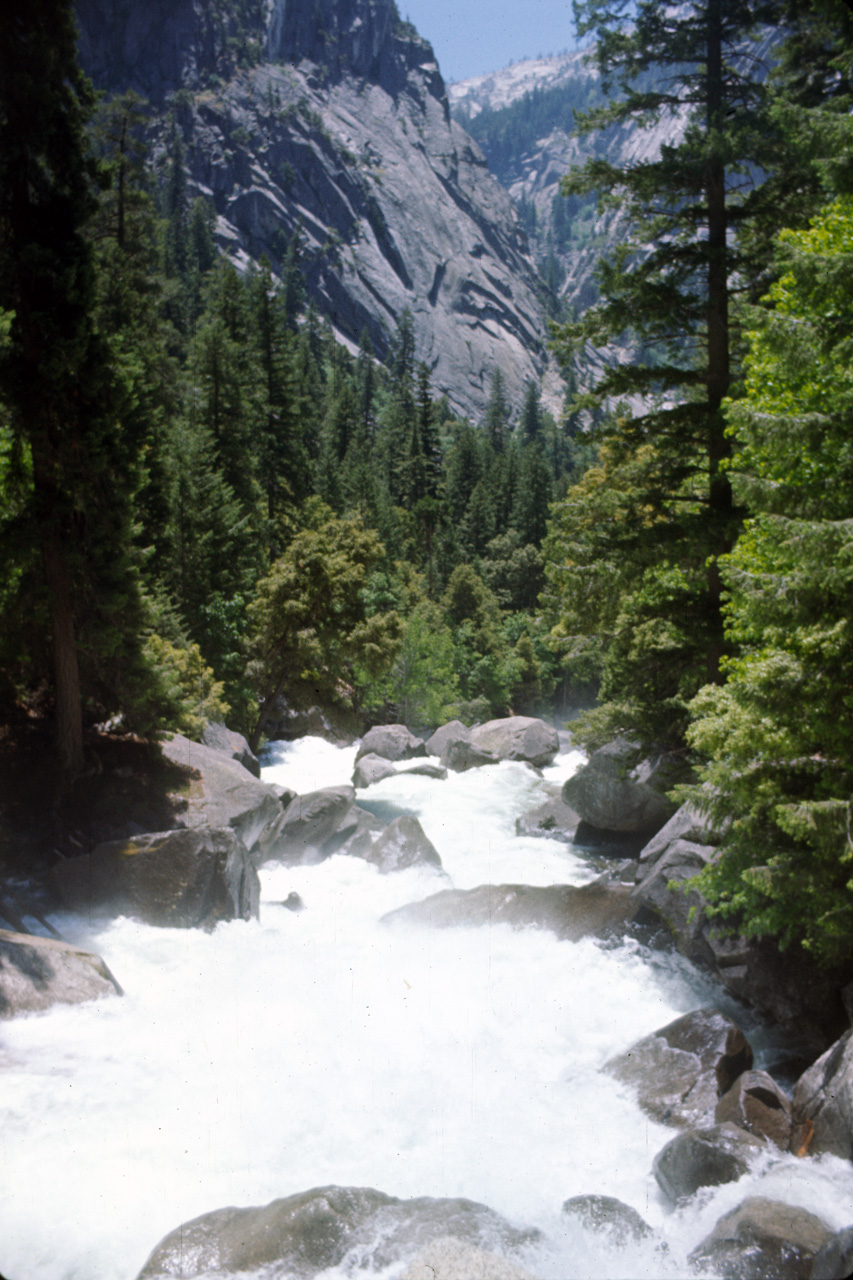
[400,1,577,83]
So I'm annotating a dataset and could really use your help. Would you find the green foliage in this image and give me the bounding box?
[361,600,460,727]
[141,635,230,739]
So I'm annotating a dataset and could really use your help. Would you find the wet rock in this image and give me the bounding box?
[715,1070,792,1150]
[811,1225,853,1280]
[791,1030,853,1159]
[444,740,500,772]
[381,879,633,942]
[269,784,297,808]
[356,725,427,763]
[365,816,442,874]
[322,805,385,860]
[399,1236,534,1280]
[515,796,579,842]
[561,1195,654,1246]
[352,753,398,788]
[636,802,721,870]
[652,1123,763,1203]
[604,1008,753,1129]
[400,761,448,780]
[161,734,283,861]
[688,1196,833,1279]
[54,828,260,928]
[135,1184,539,1279]
[469,717,559,768]
[562,739,675,836]
[630,837,717,965]
[200,722,261,778]
[281,892,305,912]
[273,786,359,863]
[426,720,471,759]
[0,929,121,1019]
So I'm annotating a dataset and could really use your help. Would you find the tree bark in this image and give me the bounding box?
[42,533,84,776]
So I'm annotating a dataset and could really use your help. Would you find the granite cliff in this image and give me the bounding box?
[75,0,557,421]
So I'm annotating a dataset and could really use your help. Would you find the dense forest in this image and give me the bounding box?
[4,0,853,970]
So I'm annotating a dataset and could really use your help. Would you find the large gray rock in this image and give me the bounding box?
[425,720,471,759]
[812,1226,853,1280]
[161,734,283,861]
[200,722,261,777]
[356,725,427,763]
[135,1185,538,1279]
[469,717,559,768]
[381,879,633,942]
[562,739,675,836]
[352,753,398,788]
[636,802,720,870]
[273,786,375,864]
[689,1197,833,1280]
[0,930,121,1019]
[54,828,260,928]
[561,1195,655,1246]
[444,740,500,772]
[400,761,448,780]
[515,795,579,842]
[604,1008,753,1129]
[365,816,443,874]
[791,1030,853,1159]
[630,837,717,963]
[715,1070,793,1150]
[652,1123,764,1203]
[400,1236,534,1280]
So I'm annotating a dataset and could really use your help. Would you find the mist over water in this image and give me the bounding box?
[2,737,853,1279]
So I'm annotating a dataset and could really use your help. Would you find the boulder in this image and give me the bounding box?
[200,722,261,777]
[791,1030,853,1159]
[469,717,559,768]
[688,1197,833,1280]
[0,929,121,1018]
[273,786,359,863]
[715,1070,792,1150]
[355,725,427,763]
[381,879,633,943]
[269,784,297,808]
[161,734,283,861]
[53,828,260,928]
[604,1008,753,1129]
[400,761,448,780]
[352,753,398,788]
[444,740,500,772]
[399,1236,534,1280]
[135,1185,538,1279]
[636,802,720,870]
[515,795,579,842]
[365,817,443,874]
[561,739,675,835]
[328,806,386,860]
[630,838,717,965]
[811,1226,853,1280]
[561,1195,655,1246]
[652,1123,764,1203]
[425,720,471,759]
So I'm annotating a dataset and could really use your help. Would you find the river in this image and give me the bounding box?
[1,736,852,1279]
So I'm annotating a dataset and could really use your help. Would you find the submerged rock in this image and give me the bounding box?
[381,879,633,942]
[356,725,426,763]
[604,1008,753,1129]
[400,761,449,780]
[469,717,559,768]
[689,1196,832,1279]
[515,795,579,842]
[365,816,443,874]
[0,929,121,1018]
[54,828,260,928]
[561,1195,655,1246]
[135,1184,539,1279]
[652,1123,764,1203]
[562,739,675,836]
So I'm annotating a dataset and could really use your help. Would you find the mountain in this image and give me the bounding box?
[74,0,559,421]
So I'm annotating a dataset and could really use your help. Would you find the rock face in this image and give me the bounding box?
[161,734,284,861]
[382,879,633,942]
[715,1070,793,1150]
[562,739,675,836]
[75,0,553,423]
[356,725,426,763]
[689,1197,833,1280]
[791,1030,853,1159]
[604,1009,753,1129]
[53,828,260,928]
[468,717,559,768]
[200,721,261,777]
[652,1123,764,1203]
[135,1184,538,1279]
[0,930,121,1019]
[365,816,442,873]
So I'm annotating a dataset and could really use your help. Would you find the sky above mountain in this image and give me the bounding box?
[400,0,577,83]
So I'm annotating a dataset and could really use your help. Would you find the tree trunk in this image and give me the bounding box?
[42,533,84,776]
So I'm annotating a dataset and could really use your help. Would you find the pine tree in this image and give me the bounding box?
[483,367,509,453]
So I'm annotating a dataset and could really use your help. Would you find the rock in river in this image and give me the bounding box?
[469,716,559,768]
[0,929,121,1018]
[689,1196,833,1279]
[356,725,427,763]
[562,738,675,836]
[652,1123,764,1203]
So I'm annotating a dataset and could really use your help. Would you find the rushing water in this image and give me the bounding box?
[1,737,853,1280]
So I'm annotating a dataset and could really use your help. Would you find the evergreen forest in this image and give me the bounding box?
[4,0,853,971]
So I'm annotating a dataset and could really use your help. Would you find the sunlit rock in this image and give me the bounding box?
[515,794,579,842]
[200,721,261,777]
[0,929,121,1018]
[652,1123,764,1203]
[562,739,675,836]
[356,724,427,763]
[689,1197,832,1279]
[715,1070,793,1150]
[365,815,442,874]
[352,752,398,788]
[444,740,500,772]
[425,720,471,758]
[469,717,559,768]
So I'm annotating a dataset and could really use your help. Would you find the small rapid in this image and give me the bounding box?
[1,736,852,1279]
